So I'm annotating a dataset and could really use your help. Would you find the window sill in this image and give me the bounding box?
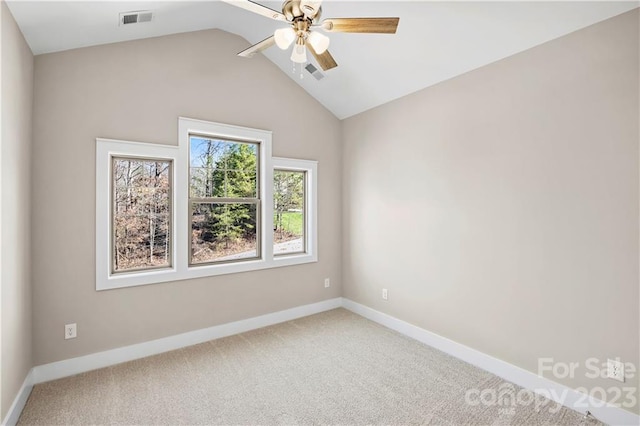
[98,254,318,291]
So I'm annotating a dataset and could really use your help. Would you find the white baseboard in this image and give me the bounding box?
[341,298,640,426]
[32,297,341,384]
[6,297,638,426]
[1,369,34,426]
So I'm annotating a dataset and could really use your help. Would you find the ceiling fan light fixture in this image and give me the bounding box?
[307,31,330,54]
[290,40,307,64]
[227,0,400,73]
[274,27,296,50]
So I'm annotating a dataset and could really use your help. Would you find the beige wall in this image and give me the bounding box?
[1,1,34,419]
[31,29,342,365]
[343,9,639,413]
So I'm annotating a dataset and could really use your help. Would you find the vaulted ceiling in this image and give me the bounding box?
[6,1,638,119]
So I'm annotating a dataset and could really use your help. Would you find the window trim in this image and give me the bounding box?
[272,157,318,267]
[96,118,317,291]
[96,139,179,291]
[177,118,274,280]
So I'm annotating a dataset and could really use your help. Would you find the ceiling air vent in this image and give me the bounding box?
[119,11,153,26]
[305,63,325,81]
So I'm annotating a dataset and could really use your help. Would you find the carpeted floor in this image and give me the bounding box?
[19,308,601,425]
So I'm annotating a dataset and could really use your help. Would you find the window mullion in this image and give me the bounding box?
[190,197,259,204]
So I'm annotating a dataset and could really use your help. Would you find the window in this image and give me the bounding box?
[274,169,306,256]
[112,157,172,272]
[189,137,260,264]
[96,118,317,291]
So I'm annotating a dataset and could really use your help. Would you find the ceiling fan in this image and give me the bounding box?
[221,0,399,71]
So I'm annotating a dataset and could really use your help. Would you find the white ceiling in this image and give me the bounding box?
[6,1,639,119]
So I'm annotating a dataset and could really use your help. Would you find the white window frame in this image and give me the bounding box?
[96,118,317,291]
[272,157,318,267]
[178,118,274,279]
[96,139,179,290]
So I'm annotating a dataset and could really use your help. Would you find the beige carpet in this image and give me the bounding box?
[19,309,601,425]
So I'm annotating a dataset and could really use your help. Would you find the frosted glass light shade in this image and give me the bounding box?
[290,44,307,63]
[307,31,330,54]
[274,27,296,50]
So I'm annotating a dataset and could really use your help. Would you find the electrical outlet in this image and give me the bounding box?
[607,359,624,382]
[382,288,388,300]
[324,278,330,288]
[65,323,77,340]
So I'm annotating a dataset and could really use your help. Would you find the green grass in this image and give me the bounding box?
[275,211,303,236]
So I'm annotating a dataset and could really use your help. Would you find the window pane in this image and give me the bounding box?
[190,137,257,198]
[274,170,305,255]
[191,202,258,264]
[113,158,171,272]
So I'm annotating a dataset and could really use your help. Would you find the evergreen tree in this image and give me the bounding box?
[205,143,257,249]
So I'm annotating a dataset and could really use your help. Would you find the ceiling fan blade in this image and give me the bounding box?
[307,44,338,71]
[238,36,276,58]
[220,0,288,22]
[321,17,399,34]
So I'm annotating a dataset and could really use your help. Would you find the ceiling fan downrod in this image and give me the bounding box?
[283,0,323,23]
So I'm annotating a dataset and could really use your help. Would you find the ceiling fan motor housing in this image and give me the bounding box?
[282,0,322,23]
